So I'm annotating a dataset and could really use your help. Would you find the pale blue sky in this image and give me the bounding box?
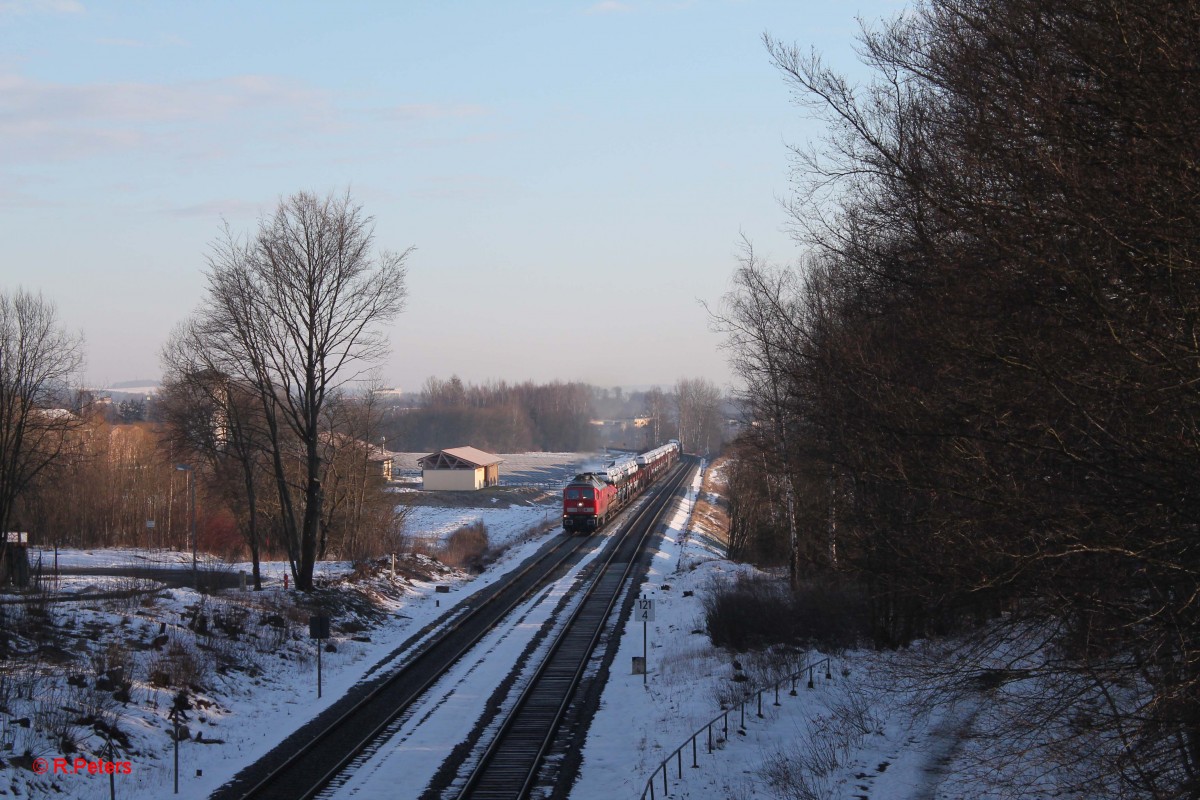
[1,0,903,392]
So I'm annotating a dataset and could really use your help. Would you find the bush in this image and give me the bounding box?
[440,521,490,572]
[147,636,209,690]
[703,573,794,651]
[702,573,870,651]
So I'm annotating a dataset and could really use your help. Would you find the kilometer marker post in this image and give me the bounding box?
[634,596,655,685]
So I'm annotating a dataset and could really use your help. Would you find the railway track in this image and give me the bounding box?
[453,459,695,799]
[211,455,691,800]
[210,531,595,800]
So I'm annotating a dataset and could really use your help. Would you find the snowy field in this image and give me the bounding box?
[26,500,560,591]
[4,526,568,799]
[401,505,559,550]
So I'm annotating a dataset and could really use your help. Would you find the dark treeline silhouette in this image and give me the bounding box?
[715,0,1200,795]
[383,377,599,453]
[381,378,731,456]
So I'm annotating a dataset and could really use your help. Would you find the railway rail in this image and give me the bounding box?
[453,459,695,799]
[211,458,693,800]
[210,532,594,800]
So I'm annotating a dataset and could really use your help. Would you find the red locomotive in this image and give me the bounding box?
[562,441,680,533]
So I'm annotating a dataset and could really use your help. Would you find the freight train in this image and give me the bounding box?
[562,441,680,533]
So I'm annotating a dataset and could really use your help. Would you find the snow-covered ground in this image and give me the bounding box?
[2,459,986,800]
[401,505,559,550]
[25,499,557,591]
[572,467,975,800]
[2,492,564,799]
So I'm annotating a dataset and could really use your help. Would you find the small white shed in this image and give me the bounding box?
[418,447,503,490]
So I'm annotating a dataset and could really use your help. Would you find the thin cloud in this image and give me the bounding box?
[0,0,83,14]
[376,103,489,122]
[166,198,265,220]
[0,72,326,124]
[0,175,57,209]
[584,1,632,14]
[0,71,335,161]
[95,38,149,48]
[0,72,489,161]
[412,173,515,202]
[95,34,189,49]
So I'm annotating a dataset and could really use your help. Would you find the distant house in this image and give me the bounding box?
[366,443,394,480]
[418,447,503,491]
[318,432,395,479]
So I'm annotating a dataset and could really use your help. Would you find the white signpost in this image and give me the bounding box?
[4,532,28,544]
[635,597,655,684]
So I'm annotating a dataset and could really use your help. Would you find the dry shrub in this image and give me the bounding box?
[703,573,870,651]
[89,639,135,686]
[147,637,209,690]
[440,521,490,572]
[242,593,303,652]
[761,687,883,800]
[71,680,120,730]
[704,573,795,651]
[763,740,836,800]
[204,598,250,639]
[32,684,83,754]
[657,641,721,690]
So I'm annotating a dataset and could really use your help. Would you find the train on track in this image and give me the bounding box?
[562,441,680,533]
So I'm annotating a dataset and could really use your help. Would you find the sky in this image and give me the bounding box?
[1,0,904,394]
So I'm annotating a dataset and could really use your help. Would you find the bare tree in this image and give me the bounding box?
[317,386,406,561]
[191,190,410,591]
[709,239,824,586]
[674,377,724,457]
[641,387,671,449]
[160,326,275,589]
[0,289,84,586]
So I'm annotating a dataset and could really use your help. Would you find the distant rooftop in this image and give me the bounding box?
[418,446,504,469]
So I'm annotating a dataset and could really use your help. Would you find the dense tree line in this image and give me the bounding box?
[383,377,729,456]
[382,376,599,453]
[15,413,191,555]
[717,1,1200,795]
[4,400,399,586]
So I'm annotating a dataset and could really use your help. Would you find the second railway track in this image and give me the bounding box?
[452,459,696,799]
[211,528,593,800]
[212,457,695,800]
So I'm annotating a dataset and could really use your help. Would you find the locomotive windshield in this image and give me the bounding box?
[566,488,580,499]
